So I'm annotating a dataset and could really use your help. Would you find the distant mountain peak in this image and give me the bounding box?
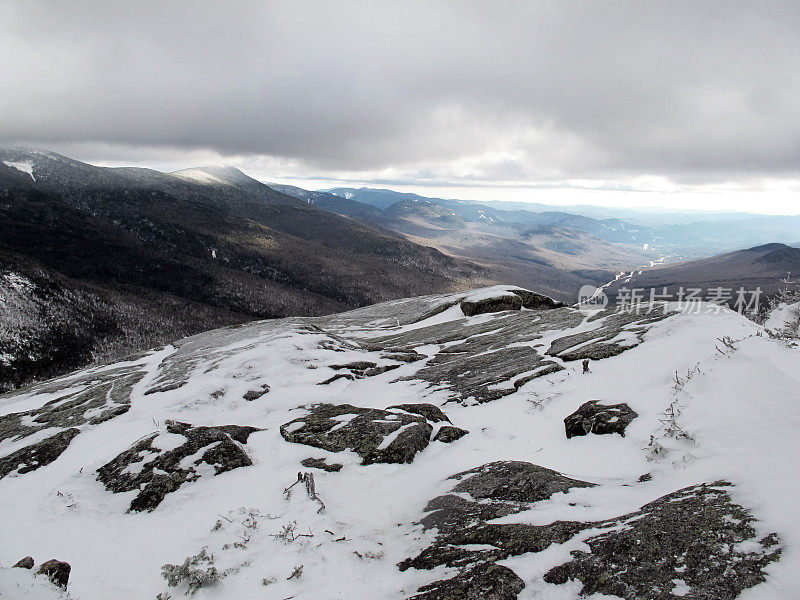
[169,165,252,187]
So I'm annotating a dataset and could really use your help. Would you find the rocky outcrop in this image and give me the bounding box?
[544,482,782,599]
[411,346,562,404]
[0,428,80,479]
[0,365,144,445]
[401,467,781,600]
[36,559,71,589]
[409,562,524,600]
[461,294,522,316]
[564,400,638,438]
[0,365,145,478]
[97,421,261,511]
[547,310,670,361]
[280,404,449,465]
[388,403,451,423]
[510,289,564,310]
[367,307,583,404]
[399,462,594,596]
[320,361,401,383]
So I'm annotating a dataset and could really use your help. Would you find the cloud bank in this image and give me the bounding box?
[2,1,799,207]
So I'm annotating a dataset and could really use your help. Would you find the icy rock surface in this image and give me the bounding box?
[563,399,638,438]
[280,403,455,465]
[97,420,261,511]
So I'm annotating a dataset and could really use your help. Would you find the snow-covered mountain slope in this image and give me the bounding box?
[0,286,797,599]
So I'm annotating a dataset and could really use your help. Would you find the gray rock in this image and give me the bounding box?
[544,482,782,600]
[318,373,355,385]
[280,404,434,465]
[323,361,401,382]
[547,310,671,361]
[461,294,522,316]
[564,400,638,438]
[0,428,80,479]
[13,556,34,569]
[0,365,143,450]
[509,289,564,310]
[36,559,71,589]
[388,403,451,423]
[433,425,469,443]
[243,384,270,400]
[97,421,261,511]
[448,461,595,504]
[301,457,343,472]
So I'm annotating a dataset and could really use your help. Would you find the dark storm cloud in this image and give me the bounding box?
[2,1,799,183]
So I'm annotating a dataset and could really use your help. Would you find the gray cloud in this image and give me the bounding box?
[2,1,799,186]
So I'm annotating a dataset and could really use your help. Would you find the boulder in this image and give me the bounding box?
[13,556,34,569]
[280,404,436,465]
[36,559,70,589]
[461,294,522,316]
[564,400,638,438]
[433,425,469,443]
[509,289,564,310]
[243,384,270,400]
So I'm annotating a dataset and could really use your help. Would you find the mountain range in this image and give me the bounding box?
[319,187,800,257]
[0,150,485,390]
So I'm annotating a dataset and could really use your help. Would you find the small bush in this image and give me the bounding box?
[161,548,223,595]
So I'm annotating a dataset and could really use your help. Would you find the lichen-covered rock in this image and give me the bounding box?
[564,400,638,438]
[97,421,261,511]
[280,404,438,465]
[461,294,522,316]
[543,482,782,600]
[409,562,524,600]
[301,457,343,472]
[13,556,34,569]
[447,461,595,505]
[400,462,594,592]
[0,428,80,479]
[401,467,781,600]
[433,425,469,443]
[36,559,70,589]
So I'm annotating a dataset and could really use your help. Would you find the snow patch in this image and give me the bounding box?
[2,160,35,180]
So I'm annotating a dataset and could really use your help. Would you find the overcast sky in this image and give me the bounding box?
[2,1,799,213]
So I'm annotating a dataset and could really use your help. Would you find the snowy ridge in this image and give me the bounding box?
[0,286,797,599]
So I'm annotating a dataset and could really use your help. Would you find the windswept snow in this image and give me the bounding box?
[0,286,797,599]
